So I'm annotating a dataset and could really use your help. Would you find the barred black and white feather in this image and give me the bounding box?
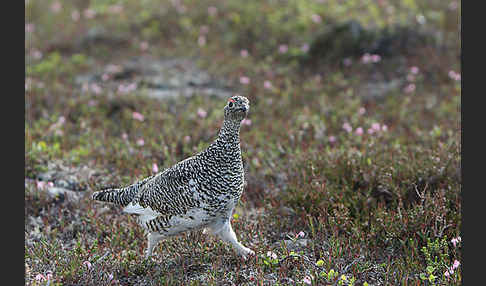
[91,174,156,206]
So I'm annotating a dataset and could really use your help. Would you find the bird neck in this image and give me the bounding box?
[216,119,241,147]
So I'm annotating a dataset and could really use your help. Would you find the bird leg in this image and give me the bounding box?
[145,232,164,259]
[211,220,254,259]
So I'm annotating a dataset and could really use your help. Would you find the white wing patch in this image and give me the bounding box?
[123,202,160,225]
[164,208,210,235]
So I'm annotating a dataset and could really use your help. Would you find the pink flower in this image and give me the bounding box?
[152,163,159,173]
[361,53,371,64]
[448,70,461,81]
[358,107,366,115]
[84,9,96,19]
[451,238,458,247]
[242,118,252,126]
[36,181,46,190]
[57,116,66,125]
[32,50,43,60]
[343,58,353,66]
[266,251,278,259]
[116,83,128,93]
[140,41,149,51]
[91,83,102,95]
[207,6,218,16]
[371,123,381,132]
[444,270,450,278]
[200,25,209,34]
[122,133,128,140]
[263,80,273,89]
[404,83,416,93]
[300,43,310,53]
[311,14,322,23]
[452,260,460,269]
[297,231,305,238]
[278,44,288,54]
[184,135,191,143]
[355,127,363,136]
[240,76,250,85]
[361,53,381,64]
[132,112,144,122]
[197,108,207,118]
[342,122,352,133]
[410,66,419,74]
[50,1,62,13]
[367,128,374,135]
[118,82,137,94]
[448,70,455,79]
[240,49,249,58]
[198,36,206,47]
[303,276,312,285]
[83,261,92,269]
[328,135,336,143]
[71,10,80,22]
[381,124,388,132]
[136,138,145,146]
[35,274,46,281]
[102,73,110,81]
[25,23,35,33]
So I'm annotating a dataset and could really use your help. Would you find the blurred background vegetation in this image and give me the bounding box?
[26,0,461,285]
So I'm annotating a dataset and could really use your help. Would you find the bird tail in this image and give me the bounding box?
[91,186,134,206]
[92,174,156,206]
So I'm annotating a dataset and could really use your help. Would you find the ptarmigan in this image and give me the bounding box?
[92,95,254,259]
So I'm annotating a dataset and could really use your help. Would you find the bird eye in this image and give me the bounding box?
[228,101,234,108]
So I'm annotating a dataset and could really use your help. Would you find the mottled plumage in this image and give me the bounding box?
[92,95,254,259]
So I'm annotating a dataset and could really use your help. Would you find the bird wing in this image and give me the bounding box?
[123,156,200,218]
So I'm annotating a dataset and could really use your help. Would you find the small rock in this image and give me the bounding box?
[278,206,296,216]
[47,187,81,202]
[36,161,94,192]
[75,57,234,100]
[359,79,402,102]
[37,170,57,182]
[76,27,128,50]
[304,20,436,65]
[55,179,70,189]
[96,206,111,215]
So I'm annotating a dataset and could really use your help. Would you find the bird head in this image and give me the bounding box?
[224,95,250,122]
